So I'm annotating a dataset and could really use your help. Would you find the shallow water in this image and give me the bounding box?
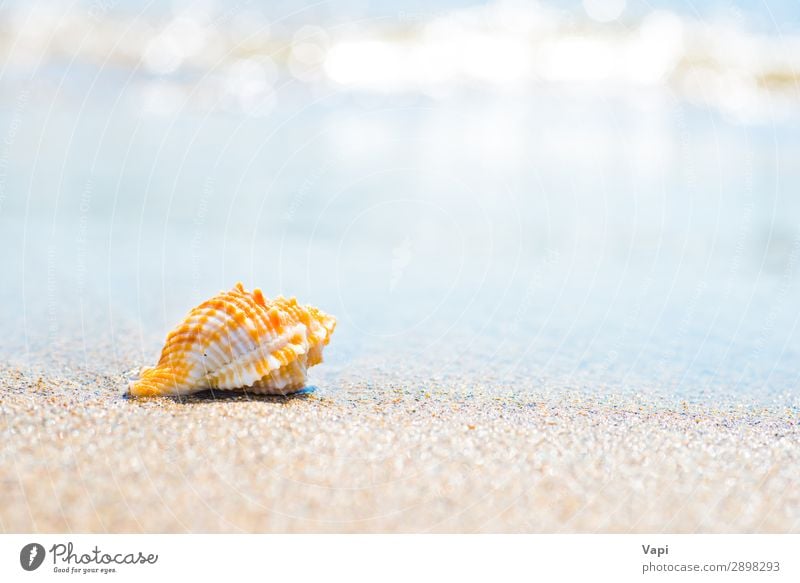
[1,3,799,408]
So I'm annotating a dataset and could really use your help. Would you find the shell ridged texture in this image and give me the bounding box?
[128,283,336,397]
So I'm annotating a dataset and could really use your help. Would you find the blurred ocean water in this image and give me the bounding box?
[0,1,798,406]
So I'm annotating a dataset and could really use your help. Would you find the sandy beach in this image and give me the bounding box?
[2,362,798,533]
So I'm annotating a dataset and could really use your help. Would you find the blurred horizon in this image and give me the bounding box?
[0,0,798,123]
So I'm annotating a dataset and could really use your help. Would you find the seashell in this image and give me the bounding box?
[127,283,336,397]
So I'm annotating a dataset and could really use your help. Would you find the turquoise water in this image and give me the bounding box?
[1,2,798,407]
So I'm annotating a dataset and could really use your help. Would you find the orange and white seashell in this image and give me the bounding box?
[127,283,336,397]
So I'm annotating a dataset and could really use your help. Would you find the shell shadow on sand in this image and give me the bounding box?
[123,385,318,404]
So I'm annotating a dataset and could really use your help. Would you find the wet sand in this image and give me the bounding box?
[2,365,798,533]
